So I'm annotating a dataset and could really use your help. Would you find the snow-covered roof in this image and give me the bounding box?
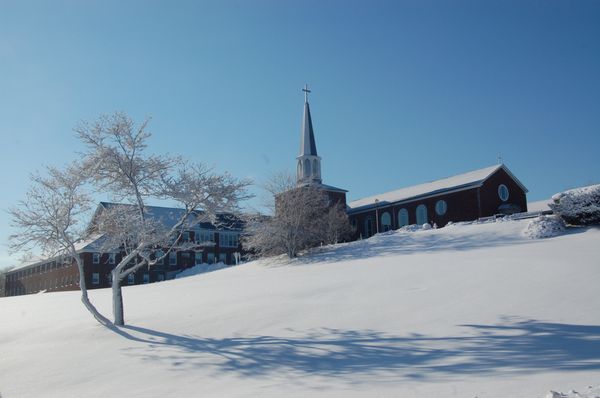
[8,234,107,272]
[348,164,527,212]
[95,202,243,230]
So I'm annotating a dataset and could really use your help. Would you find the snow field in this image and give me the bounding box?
[1,219,599,398]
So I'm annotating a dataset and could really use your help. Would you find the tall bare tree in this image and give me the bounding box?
[8,163,110,324]
[77,112,250,325]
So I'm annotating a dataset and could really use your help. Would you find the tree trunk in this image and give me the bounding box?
[76,261,110,325]
[112,269,125,326]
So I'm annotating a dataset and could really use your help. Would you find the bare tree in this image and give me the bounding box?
[77,113,250,326]
[8,164,110,324]
[244,173,353,258]
[323,203,355,245]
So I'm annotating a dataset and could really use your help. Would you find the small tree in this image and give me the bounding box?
[244,173,353,258]
[323,203,354,245]
[77,113,250,325]
[8,164,109,324]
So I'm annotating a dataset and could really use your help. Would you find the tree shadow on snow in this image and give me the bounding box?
[120,318,600,382]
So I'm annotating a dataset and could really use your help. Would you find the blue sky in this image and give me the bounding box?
[1,0,599,268]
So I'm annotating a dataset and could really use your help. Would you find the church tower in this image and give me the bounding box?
[296,84,322,185]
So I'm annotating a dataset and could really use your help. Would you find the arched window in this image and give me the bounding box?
[398,208,409,227]
[416,204,428,225]
[498,184,509,201]
[364,217,374,238]
[304,159,311,178]
[312,159,318,177]
[381,212,392,232]
[435,200,447,216]
[297,160,302,179]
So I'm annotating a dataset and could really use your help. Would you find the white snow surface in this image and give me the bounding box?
[174,262,231,278]
[528,199,552,213]
[1,219,599,398]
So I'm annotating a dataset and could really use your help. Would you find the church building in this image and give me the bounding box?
[292,86,528,239]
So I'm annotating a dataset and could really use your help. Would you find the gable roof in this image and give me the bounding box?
[92,202,244,231]
[348,164,528,212]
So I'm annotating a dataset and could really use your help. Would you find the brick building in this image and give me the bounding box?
[3,203,243,297]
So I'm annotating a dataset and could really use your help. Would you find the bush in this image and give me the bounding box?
[550,184,600,225]
[523,215,565,239]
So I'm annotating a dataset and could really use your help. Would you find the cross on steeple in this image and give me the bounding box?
[302,84,311,103]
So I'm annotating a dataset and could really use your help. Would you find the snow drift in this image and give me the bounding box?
[524,215,566,239]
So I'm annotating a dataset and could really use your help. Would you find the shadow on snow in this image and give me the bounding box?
[117,318,600,381]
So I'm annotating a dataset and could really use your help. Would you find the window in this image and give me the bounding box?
[380,212,392,232]
[435,200,447,216]
[143,273,150,284]
[364,217,374,238]
[195,251,203,266]
[196,229,215,244]
[155,250,164,265]
[219,253,227,264]
[158,273,165,282]
[220,232,240,248]
[128,273,135,285]
[398,208,409,227]
[182,231,190,242]
[108,253,116,265]
[92,253,100,265]
[207,253,215,264]
[416,204,428,225]
[107,273,112,286]
[169,252,177,266]
[92,273,100,285]
[498,184,509,201]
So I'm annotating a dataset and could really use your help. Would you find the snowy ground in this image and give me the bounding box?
[528,199,552,212]
[1,219,599,398]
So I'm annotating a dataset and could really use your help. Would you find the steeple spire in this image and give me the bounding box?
[296,84,322,185]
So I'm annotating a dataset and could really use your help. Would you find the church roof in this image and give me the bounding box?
[348,164,528,212]
[299,101,318,157]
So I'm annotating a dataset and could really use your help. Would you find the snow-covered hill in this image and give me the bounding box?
[1,219,599,398]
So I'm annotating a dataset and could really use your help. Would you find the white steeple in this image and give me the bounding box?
[296,84,322,185]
